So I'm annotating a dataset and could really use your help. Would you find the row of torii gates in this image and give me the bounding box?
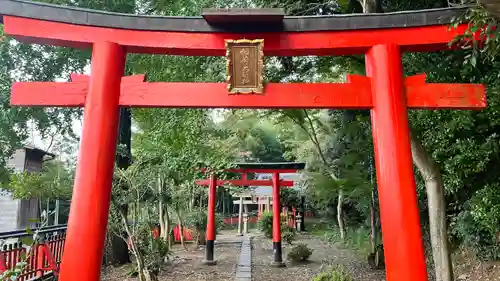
[195,162,306,266]
[0,1,487,281]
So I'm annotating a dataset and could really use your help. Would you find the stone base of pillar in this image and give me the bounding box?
[270,261,286,268]
[202,260,218,265]
[203,240,217,266]
[272,241,284,267]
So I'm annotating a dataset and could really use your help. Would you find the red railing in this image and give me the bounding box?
[0,225,66,280]
[223,216,259,225]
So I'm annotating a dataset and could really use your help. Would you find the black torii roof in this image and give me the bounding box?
[0,0,470,33]
[232,162,306,170]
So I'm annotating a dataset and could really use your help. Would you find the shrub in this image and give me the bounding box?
[258,211,296,242]
[450,184,500,261]
[287,243,313,262]
[183,211,224,245]
[183,211,224,233]
[312,265,353,281]
[282,227,296,245]
[258,212,274,238]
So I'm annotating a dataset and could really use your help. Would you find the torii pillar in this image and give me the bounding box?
[203,173,217,265]
[271,172,285,267]
[58,42,125,281]
[367,44,427,281]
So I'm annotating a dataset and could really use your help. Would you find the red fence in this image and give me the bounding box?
[173,225,194,242]
[223,216,259,225]
[0,225,66,280]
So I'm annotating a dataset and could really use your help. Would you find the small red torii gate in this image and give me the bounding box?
[195,162,305,265]
[0,2,487,281]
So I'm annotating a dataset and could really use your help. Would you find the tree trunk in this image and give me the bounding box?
[54,199,60,225]
[369,189,377,253]
[175,205,188,251]
[116,202,157,281]
[369,154,378,253]
[103,203,131,265]
[410,131,453,281]
[189,187,194,212]
[238,196,244,235]
[164,204,171,246]
[222,190,226,216]
[337,190,346,240]
[158,175,168,242]
[359,0,383,13]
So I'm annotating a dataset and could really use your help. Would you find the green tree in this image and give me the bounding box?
[5,160,73,200]
[220,110,287,162]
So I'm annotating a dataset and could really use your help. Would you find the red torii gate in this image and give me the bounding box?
[195,162,305,265]
[0,1,487,281]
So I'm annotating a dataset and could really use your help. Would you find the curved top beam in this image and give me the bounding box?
[0,0,469,33]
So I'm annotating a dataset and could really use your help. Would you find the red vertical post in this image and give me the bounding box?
[366,44,428,281]
[271,172,285,267]
[203,173,217,265]
[36,241,45,278]
[58,42,125,281]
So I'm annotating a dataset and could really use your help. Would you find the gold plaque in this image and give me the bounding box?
[225,39,264,94]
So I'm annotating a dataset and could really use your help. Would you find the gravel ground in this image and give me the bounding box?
[101,231,500,281]
[251,233,386,281]
[101,233,241,281]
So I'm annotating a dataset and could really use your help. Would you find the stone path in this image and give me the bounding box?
[235,235,252,281]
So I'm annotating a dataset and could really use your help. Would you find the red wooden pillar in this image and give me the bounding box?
[59,42,125,281]
[203,173,217,265]
[36,242,45,278]
[366,44,427,281]
[271,172,285,267]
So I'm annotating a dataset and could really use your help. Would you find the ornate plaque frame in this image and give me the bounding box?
[225,39,264,94]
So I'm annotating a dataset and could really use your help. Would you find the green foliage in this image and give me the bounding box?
[219,110,287,162]
[312,265,353,281]
[258,211,296,244]
[287,243,313,262]
[313,222,372,257]
[450,183,500,260]
[451,208,500,260]
[258,212,274,238]
[280,190,301,211]
[185,211,208,233]
[184,210,224,234]
[282,227,296,245]
[450,4,499,67]
[0,25,85,183]
[469,184,500,238]
[150,238,172,265]
[4,160,73,200]
[0,260,27,280]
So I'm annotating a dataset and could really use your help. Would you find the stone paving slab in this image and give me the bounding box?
[235,235,252,281]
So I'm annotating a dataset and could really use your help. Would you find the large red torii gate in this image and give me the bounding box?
[0,1,487,281]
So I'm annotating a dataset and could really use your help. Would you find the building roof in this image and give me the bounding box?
[23,145,56,161]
